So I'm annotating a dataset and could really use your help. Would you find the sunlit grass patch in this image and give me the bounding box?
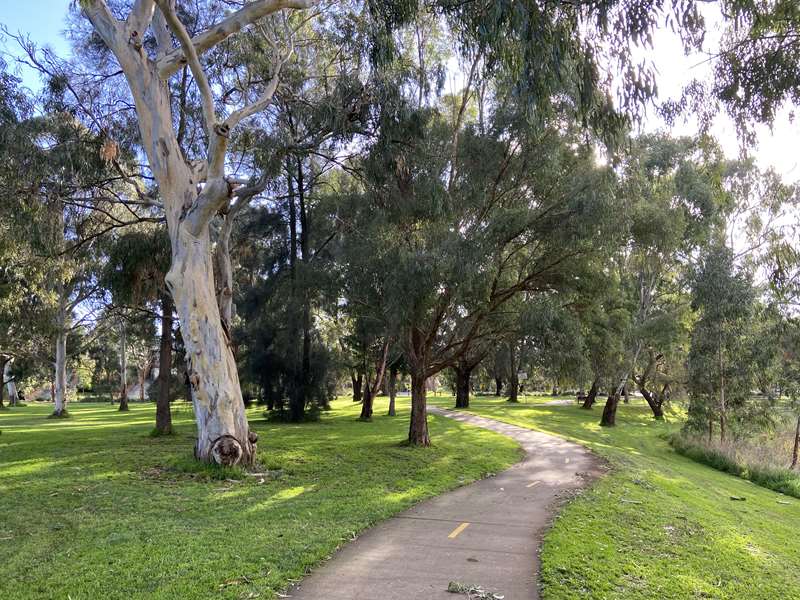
[0,398,519,599]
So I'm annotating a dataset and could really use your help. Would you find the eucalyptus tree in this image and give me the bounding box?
[687,244,757,441]
[78,0,321,465]
[597,134,726,425]
[344,96,617,444]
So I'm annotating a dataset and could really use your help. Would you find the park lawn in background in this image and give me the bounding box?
[429,394,800,599]
[0,398,520,600]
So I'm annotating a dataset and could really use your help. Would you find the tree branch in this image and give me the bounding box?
[155,0,316,79]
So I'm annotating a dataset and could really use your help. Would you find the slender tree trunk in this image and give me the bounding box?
[622,384,629,404]
[791,414,800,469]
[5,359,18,406]
[551,383,559,396]
[582,378,599,409]
[360,384,374,420]
[507,344,519,403]
[718,339,726,442]
[155,293,174,434]
[297,156,314,411]
[118,322,129,412]
[352,372,363,403]
[454,364,471,409]
[360,340,390,421]
[387,365,398,416]
[408,368,430,446]
[0,357,7,409]
[600,388,619,427]
[139,368,146,402]
[53,329,68,416]
[494,376,502,396]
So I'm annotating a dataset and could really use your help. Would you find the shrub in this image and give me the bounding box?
[669,432,800,499]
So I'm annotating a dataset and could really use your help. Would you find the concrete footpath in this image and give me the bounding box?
[287,407,604,600]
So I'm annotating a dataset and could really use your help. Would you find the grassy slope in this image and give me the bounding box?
[0,398,520,600]
[429,394,800,600]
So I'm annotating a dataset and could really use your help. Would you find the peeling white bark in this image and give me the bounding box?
[53,300,68,416]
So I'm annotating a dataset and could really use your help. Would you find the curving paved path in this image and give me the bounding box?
[287,407,604,600]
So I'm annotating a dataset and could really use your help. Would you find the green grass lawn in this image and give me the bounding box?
[0,398,520,600]
[429,393,800,600]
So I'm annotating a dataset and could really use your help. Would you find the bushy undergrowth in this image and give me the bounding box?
[670,431,800,499]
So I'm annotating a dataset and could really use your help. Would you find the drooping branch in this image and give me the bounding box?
[155,0,316,79]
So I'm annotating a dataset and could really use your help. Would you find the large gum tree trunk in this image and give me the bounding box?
[408,369,430,446]
[155,292,174,434]
[494,376,502,396]
[166,227,256,466]
[454,364,471,409]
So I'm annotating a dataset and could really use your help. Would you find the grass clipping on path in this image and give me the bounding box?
[427,394,800,600]
[0,399,520,600]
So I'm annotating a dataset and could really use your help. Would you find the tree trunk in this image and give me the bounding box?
[581,378,599,409]
[507,344,519,403]
[791,414,800,469]
[53,328,68,417]
[639,384,664,419]
[387,365,398,416]
[5,359,18,406]
[0,357,7,409]
[165,227,257,465]
[360,340,390,421]
[118,322,129,412]
[454,364,471,409]
[494,376,502,396]
[622,384,629,404]
[408,369,430,446]
[360,384,374,420]
[551,383,559,396]
[718,338,726,442]
[600,389,619,427]
[155,293,174,435]
[352,372,363,403]
[507,374,519,402]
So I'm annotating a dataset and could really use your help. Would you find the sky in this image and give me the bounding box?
[1,1,798,183]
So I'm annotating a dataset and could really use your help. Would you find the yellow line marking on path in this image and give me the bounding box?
[526,481,541,488]
[448,522,470,539]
